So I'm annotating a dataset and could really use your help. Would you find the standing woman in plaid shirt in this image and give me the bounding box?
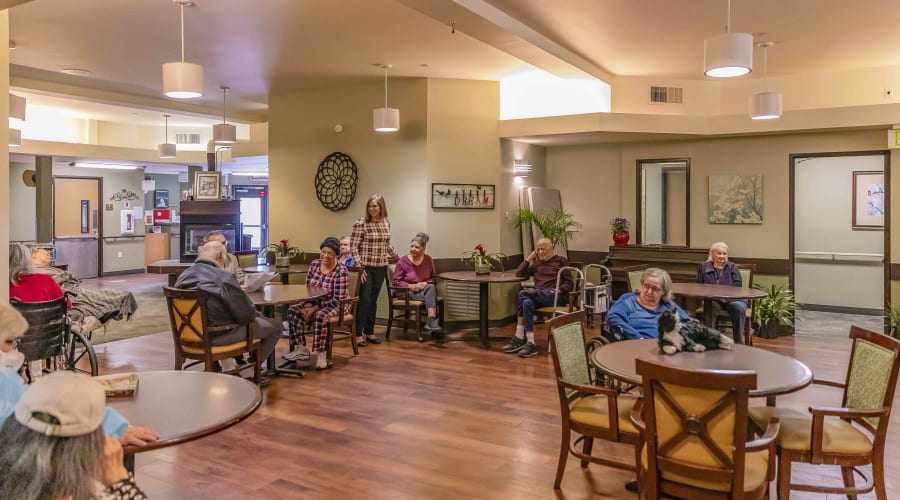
[286,237,348,369]
[350,194,397,346]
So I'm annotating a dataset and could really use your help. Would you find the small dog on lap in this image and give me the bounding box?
[657,309,734,355]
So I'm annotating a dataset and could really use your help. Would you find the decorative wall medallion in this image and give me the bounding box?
[315,151,358,211]
[110,189,141,202]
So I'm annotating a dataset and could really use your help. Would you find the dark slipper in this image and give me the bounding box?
[356,337,367,347]
[365,336,382,344]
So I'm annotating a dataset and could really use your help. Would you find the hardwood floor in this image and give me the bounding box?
[89,274,897,499]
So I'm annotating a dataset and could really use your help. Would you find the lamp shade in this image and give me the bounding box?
[158,142,177,158]
[749,92,782,120]
[9,94,25,123]
[162,62,204,98]
[373,107,399,132]
[704,32,753,78]
[9,128,21,147]
[213,123,236,144]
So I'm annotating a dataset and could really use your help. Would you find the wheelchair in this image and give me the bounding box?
[11,295,98,381]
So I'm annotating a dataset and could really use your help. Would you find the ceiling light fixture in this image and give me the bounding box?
[158,114,177,158]
[69,162,140,170]
[749,42,782,120]
[704,0,753,78]
[9,128,21,147]
[60,68,93,76]
[162,0,204,98]
[514,159,533,176]
[213,86,236,144]
[373,64,399,132]
[230,172,269,177]
[9,94,26,125]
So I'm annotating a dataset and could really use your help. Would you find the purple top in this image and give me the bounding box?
[515,254,573,294]
[392,254,436,288]
[696,260,745,304]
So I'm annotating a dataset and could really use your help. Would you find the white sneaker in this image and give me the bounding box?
[220,358,238,372]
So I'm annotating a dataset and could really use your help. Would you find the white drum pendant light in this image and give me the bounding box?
[162,0,204,98]
[373,64,399,132]
[9,128,21,147]
[158,114,177,158]
[9,93,26,125]
[749,42,782,120]
[704,0,753,78]
[213,85,236,144]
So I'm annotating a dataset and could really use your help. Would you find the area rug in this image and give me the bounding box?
[81,280,170,345]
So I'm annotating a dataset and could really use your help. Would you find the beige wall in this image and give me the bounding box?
[9,161,37,242]
[1,11,9,302]
[499,139,547,255]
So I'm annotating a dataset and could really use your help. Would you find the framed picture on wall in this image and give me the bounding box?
[194,172,221,201]
[431,183,495,209]
[851,171,884,230]
[154,189,169,208]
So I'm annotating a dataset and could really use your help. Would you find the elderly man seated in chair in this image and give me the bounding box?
[502,238,572,358]
[174,241,280,381]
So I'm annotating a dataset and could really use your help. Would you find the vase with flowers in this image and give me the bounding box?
[262,239,304,268]
[610,217,630,246]
[461,244,508,275]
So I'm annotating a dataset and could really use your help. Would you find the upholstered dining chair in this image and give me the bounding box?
[632,359,779,499]
[547,311,640,489]
[326,267,362,358]
[748,325,900,500]
[623,264,648,294]
[384,264,445,341]
[163,287,261,383]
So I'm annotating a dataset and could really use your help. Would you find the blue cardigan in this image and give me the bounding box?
[607,292,690,340]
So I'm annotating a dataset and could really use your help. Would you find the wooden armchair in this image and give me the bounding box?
[547,311,640,489]
[633,359,779,499]
[326,267,362,358]
[624,264,648,294]
[748,325,900,500]
[163,287,261,384]
[385,264,445,341]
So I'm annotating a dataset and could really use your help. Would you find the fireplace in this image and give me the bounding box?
[179,201,242,263]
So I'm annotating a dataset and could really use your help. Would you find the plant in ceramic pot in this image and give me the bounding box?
[262,239,303,268]
[461,244,508,275]
[609,217,630,246]
[753,283,797,339]
[512,207,582,250]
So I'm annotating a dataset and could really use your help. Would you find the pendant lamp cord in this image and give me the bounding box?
[724,0,731,33]
[763,45,768,91]
[180,4,185,63]
[222,88,227,124]
[383,66,389,108]
[164,114,169,142]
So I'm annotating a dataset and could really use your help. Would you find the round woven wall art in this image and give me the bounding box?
[314,151,358,211]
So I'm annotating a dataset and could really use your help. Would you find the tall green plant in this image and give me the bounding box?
[888,304,900,339]
[753,283,798,326]
[512,207,582,249]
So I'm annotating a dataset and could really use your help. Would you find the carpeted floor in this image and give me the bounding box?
[80,274,169,345]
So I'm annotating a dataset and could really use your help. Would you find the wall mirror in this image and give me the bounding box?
[636,158,690,246]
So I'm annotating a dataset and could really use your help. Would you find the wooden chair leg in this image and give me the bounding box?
[438,299,445,327]
[580,436,593,468]
[402,308,410,334]
[349,321,359,356]
[553,426,570,489]
[840,466,857,500]
[174,352,184,370]
[386,306,394,339]
[415,306,423,340]
[873,454,887,500]
[777,453,791,500]
[251,350,260,383]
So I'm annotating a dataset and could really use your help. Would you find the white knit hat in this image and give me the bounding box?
[15,371,105,437]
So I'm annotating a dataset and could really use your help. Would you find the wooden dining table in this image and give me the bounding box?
[102,370,261,472]
[590,339,813,405]
[244,264,309,284]
[247,284,328,376]
[438,271,526,348]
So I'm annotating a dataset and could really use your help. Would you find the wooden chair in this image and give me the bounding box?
[624,264,648,294]
[385,264,445,341]
[547,311,640,489]
[748,326,900,500]
[697,263,757,345]
[326,267,362,358]
[163,287,261,383]
[633,358,779,499]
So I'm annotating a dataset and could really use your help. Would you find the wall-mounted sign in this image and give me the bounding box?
[153,209,171,224]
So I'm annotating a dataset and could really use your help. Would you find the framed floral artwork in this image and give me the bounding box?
[708,174,763,224]
[852,171,884,230]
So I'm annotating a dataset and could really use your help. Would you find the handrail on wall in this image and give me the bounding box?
[795,251,883,261]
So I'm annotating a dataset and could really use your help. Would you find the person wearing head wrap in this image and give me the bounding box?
[285,237,349,369]
[392,232,443,342]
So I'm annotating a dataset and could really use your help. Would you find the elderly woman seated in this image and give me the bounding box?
[607,268,691,340]
[28,246,137,334]
[696,241,748,344]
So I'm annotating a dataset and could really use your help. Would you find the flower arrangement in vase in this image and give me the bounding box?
[461,244,508,275]
[262,239,304,268]
[609,217,630,246]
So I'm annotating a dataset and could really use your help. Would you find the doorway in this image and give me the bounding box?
[233,185,268,251]
[790,151,890,334]
[53,177,101,278]
[636,159,690,246]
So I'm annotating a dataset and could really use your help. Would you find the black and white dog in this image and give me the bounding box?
[657,309,734,355]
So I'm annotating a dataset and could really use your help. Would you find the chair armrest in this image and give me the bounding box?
[391,286,412,304]
[746,417,779,480]
[558,378,618,397]
[808,406,887,461]
[811,378,845,389]
[334,297,359,327]
[630,399,645,433]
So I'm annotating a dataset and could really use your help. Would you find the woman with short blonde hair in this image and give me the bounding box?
[696,241,747,343]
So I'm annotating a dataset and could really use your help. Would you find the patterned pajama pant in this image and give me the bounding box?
[287,303,340,353]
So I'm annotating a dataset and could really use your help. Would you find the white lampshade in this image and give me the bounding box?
[749,92,783,120]
[162,62,204,98]
[213,123,236,144]
[373,107,399,132]
[9,128,21,147]
[158,142,177,158]
[704,32,753,78]
[9,94,26,123]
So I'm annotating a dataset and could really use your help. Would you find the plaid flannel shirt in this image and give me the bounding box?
[305,259,349,312]
[349,217,397,267]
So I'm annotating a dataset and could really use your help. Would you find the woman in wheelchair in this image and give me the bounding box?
[8,244,70,308]
[606,268,690,341]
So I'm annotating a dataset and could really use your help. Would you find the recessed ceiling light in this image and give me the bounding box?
[60,68,92,76]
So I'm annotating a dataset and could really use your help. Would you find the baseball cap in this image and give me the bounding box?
[15,371,105,437]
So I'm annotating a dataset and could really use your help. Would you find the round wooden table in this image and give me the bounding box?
[438,271,526,348]
[102,370,261,471]
[248,284,328,376]
[244,264,309,284]
[590,339,813,403]
[670,282,767,301]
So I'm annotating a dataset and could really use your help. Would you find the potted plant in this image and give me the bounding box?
[262,239,303,268]
[461,244,508,275]
[609,217,630,246]
[888,304,900,339]
[512,207,582,250]
[753,283,797,339]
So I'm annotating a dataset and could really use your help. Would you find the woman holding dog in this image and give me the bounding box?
[696,241,748,344]
[607,268,690,340]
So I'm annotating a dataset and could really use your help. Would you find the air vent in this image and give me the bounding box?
[649,86,683,104]
[175,133,201,145]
